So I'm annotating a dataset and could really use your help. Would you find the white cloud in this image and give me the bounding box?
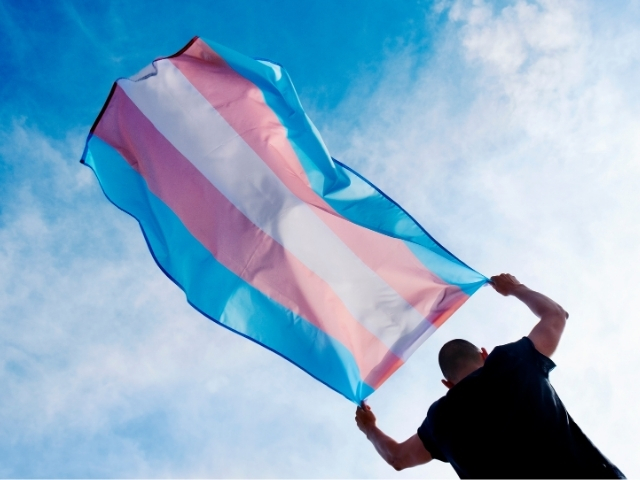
[1,0,639,477]
[0,122,403,477]
[322,0,640,476]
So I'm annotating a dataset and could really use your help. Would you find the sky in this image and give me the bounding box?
[1,0,639,477]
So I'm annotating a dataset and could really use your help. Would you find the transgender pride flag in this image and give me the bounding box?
[81,37,487,403]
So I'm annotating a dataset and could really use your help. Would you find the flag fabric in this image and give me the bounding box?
[81,37,487,403]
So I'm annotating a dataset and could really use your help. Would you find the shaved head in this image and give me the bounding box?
[439,339,484,383]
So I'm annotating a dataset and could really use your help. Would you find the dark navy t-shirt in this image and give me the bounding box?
[418,338,624,479]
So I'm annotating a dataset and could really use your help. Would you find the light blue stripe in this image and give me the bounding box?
[404,242,486,296]
[82,135,374,403]
[205,39,488,291]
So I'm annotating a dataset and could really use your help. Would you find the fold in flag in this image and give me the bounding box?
[81,37,488,403]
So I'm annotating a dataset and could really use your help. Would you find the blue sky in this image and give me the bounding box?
[0,0,439,134]
[1,0,639,477]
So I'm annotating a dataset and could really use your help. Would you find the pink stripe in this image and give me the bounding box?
[94,86,402,387]
[169,39,467,327]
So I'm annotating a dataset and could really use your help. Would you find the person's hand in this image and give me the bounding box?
[355,401,376,435]
[490,273,524,296]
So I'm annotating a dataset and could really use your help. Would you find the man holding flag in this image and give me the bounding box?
[355,274,624,478]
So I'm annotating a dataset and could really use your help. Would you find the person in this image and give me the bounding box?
[355,273,624,478]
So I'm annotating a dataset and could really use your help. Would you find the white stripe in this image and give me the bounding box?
[118,59,427,353]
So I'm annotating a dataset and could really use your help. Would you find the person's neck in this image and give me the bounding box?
[453,363,483,385]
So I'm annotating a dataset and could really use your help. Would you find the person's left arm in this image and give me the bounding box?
[490,274,568,358]
[355,403,432,471]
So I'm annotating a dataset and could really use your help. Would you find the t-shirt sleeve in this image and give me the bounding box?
[487,337,556,377]
[417,403,448,463]
[524,336,556,375]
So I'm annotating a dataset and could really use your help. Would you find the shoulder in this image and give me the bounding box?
[486,337,556,376]
[417,398,447,462]
[420,397,445,427]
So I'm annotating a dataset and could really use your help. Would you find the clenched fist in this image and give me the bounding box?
[490,273,524,296]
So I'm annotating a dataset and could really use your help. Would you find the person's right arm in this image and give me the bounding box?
[355,403,432,471]
[491,274,569,358]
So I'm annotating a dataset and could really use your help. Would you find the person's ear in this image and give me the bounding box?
[480,347,488,361]
[441,379,455,390]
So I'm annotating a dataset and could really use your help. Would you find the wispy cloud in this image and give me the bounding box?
[325,0,640,475]
[0,122,391,477]
[60,0,123,63]
[1,0,638,477]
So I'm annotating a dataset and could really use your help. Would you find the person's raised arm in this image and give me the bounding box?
[355,402,432,471]
[491,273,569,358]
